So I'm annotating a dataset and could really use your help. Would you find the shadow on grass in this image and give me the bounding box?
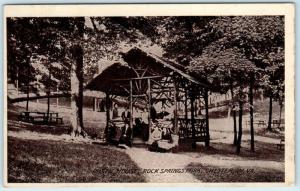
[256,128,284,139]
[8,119,70,136]
[8,137,146,183]
[8,112,105,139]
[186,163,284,182]
[177,140,284,162]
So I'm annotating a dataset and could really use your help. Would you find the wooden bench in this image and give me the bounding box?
[277,139,285,150]
[47,116,63,124]
[246,120,266,128]
[273,119,284,131]
[18,111,63,125]
[18,112,45,123]
[257,120,266,127]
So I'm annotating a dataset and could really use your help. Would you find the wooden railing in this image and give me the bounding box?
[178,118,207,141]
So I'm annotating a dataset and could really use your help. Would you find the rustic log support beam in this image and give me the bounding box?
[8,92,71,103]
[147,78,152,142]
[204,88,210,147]
[130,80,133,139]
[173,81,178,134]
[190,87,196,149]
[184,88,188,127]
[105,92,110,141]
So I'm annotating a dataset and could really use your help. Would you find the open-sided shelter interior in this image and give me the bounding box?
[86,47,210,148]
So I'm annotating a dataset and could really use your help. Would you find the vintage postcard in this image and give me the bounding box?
[3,4,295,187]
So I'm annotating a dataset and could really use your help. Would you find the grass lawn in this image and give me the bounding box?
[8,102,106,139]
[186,163,284,182]
[7,102,285,183]
[7,137,146,183]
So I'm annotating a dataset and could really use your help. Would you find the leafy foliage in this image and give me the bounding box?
[7,17,159,92]
[155,16,217,65]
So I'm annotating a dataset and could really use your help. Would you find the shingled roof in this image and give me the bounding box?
[86,47,207,96]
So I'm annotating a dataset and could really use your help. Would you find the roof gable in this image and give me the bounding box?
[86,47,207,96]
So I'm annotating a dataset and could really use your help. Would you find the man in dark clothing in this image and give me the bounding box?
[150,105,157,122]
[119,123,132,147]
[121,107,131,125]
[112,104,119,119]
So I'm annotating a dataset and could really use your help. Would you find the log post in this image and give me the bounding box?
[93,97,97,111]
[184,87,188,127]
[249,74,254,152]
[173,81,178,134]
[105,92,110,141]
[130,80,133,139]
[204,87,210,147]
[147,78,152,141]
[190,87,196,149]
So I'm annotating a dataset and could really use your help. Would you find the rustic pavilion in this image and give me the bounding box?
[86,47,210,148]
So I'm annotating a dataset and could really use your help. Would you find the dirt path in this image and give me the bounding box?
[125,148,201,183]
[125,147,284,183]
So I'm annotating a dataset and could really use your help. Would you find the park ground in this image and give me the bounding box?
[7,99,285,183]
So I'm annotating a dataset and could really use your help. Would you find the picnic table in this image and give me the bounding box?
[246,119,285,131]
[18,111,63,124]
[246,120,266,128]
[272,119,285,131]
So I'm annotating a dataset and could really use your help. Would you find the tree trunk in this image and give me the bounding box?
[236,81,243,155]
[249,74,255,152]
[70,44,86,137]
[56,85,59,107]
[267,95,273,131]
[236,100,243,154]
[26,66,30,111]
[70,17,86,138]
[47,63,51,121]
[47,91,50,120]
[26,84,29,111]
[230,81,237,145]
[16,68,19,95]
[232,109,237,145]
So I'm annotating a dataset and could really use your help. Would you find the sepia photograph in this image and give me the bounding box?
[3,4,295,185]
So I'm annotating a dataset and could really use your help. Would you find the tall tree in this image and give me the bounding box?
[157,16,283,153]
[192,16,284,152]
[7,17,159,138]
[207,16,284,136]
[7,18,72,97]
[260,48,284,131]
[69,18,86,137]
[188,47,255,154]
